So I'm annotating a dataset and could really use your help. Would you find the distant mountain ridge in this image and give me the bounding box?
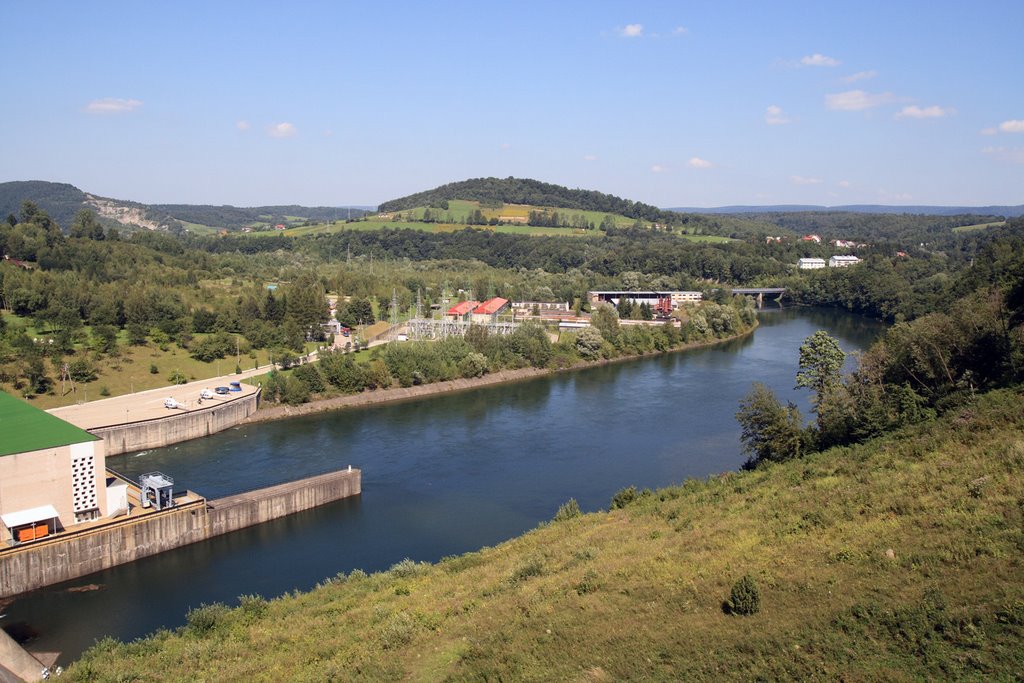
[0,180,370,233]
[668,204,1024,217]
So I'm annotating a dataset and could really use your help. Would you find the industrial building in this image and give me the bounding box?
[588,290,703,312]
[0,390,115,545]
[797,258,827,270]
[829,255,862,267]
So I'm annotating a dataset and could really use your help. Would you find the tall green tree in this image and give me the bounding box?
[735,382,807,467]
[796,331,845,412]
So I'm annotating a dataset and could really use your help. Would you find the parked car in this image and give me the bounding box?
[199,388,215,400]
[215,386,230,395]
[229,382,242,392]
[164,397,181,409]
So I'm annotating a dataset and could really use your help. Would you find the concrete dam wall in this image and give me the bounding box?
[0,468,360,599]
[91,389,261,456]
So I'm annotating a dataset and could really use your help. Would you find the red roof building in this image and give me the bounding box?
[446,300,479,321]
[472,297,509,322]
[473,297,509,316]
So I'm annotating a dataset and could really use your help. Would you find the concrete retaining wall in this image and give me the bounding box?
[0,468,360,599]
[92,389,260,456]
[207,469,361,537]
[0,499,208,599]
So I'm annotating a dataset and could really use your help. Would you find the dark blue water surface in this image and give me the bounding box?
[3,308,883,662]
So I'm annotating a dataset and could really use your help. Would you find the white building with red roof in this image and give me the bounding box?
[472,297,510,323]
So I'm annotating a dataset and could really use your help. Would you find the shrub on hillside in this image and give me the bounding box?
[553,498,581,522]
[725,575,761,616]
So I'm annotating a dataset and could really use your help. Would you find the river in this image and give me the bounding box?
[3,308,884,663]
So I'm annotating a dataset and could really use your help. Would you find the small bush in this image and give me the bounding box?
[575,569,599,595]
[185,602,230,635]
[99,386,110,397]
[509,557,544,584]
[553,498,581,522]
[149,363,159,374]
[238,594,268,620]
[610,485,638,509]
[389,558,426,578]
[725,575,761,616]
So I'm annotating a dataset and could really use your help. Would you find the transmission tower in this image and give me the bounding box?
[390,288,399,339]
[416,288,423,319]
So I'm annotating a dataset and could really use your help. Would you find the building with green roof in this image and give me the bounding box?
[0,391,109,544]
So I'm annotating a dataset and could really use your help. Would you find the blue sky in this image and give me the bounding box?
[2,1,1022,208]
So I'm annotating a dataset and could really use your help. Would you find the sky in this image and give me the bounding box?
[2,0,1023,209]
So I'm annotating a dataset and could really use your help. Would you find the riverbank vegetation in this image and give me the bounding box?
[261,299,757,406]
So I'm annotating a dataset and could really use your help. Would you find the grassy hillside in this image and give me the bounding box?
[260,200,737,242]
[69,388,1024,681]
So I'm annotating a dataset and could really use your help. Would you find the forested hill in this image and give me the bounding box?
[0,181,92,229]
[377,177,678,224]
[0,181,370,233]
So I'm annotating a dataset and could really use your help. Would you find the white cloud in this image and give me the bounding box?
[999,119,1024,133]
[323,129,335,137]
[837,180,851,188]
[583,154,598,162]
[85,98,143,114]
[236,120,250,131]
[267,122,297,138]
[619,23,644,38]
[895,105,954,120]
[765,105,790,125]
[672,26,688,35]
[980,127,998,136]
[791,175,822,185]
[801,53,840,67]
[499,142,512,150]
[841,70,877,84]
[688,157,713,169]
[651,164,670,173]
[982,146,1024,164]
[825,90,895,111]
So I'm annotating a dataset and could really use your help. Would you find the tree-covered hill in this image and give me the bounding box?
[0,181,92,229]
[377,176,680,224]
[0,181,370,234]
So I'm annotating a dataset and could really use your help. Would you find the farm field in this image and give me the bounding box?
[952,220,1006,233]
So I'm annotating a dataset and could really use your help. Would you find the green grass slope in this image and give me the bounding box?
[70,388,1024,681]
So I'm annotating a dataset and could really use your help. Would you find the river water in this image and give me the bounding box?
[3,308,883,662]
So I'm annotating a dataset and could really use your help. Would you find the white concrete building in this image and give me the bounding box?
[797,258,827,270]
[829,255,862,268]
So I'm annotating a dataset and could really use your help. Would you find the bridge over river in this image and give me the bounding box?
[731,287,786,306]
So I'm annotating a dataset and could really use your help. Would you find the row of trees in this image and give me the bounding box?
[264,298,758,405]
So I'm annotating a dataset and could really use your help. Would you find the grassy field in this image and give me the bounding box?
[952,221,1006,233]
[177,220,220,236]
[0,312,324,410]
[238,199,737,242]
[68,387,1024,681]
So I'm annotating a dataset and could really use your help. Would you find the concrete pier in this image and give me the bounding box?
[0,468,360,599]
